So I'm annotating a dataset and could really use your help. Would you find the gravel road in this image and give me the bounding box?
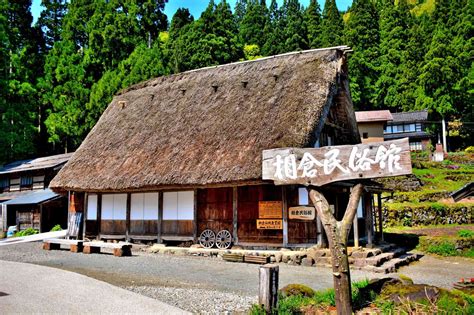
[0,242,472,314]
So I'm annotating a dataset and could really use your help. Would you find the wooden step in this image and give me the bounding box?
[244,255,269,264]
[222,253,244,262]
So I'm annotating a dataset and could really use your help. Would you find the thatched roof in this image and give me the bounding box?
[50,47,359,192]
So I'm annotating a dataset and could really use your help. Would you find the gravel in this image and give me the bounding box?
[124,286,256,314]
[1,242,473,314]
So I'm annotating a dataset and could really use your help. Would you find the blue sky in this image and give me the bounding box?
[31,0,353,24]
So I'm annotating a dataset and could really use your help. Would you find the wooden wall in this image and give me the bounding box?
[237,185,283,244]
[197,187,233,235]
[286,186,318,244]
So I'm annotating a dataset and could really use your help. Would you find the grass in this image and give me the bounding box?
[385,223,474,233]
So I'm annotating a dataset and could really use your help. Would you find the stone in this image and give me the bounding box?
[301,257,314,267]
[290,254,301,264]
[269,256,276,263]
[274,253,282,263]
[190,244,203,249]
[282,254,290,263]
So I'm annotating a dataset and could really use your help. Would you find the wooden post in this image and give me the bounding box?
[97,193,102,240]
[282,186,288,247]
[232,187,238,244]
[364,193,373,248]
[83,193,88,240]
[309,184,364,315]
[377,194,384,241]
[193,189,198,243]
[39,204,43,233]
[157,192,163,244]
[259,264,279,314]
[353,213,359,248]
[126,193,131,241]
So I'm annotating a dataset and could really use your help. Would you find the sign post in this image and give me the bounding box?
[262,138,412,314]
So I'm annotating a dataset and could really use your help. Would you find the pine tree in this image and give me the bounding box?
[304,0,322,48]
[234,0,248,24]
[344,0,380,109]
[136,0,168,48]
[239,0,268,48]
[261,0,283,55]
[38,0,68,49]
[320,0,344,47]
[281,0,307,52]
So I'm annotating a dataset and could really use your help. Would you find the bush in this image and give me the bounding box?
[426,241,457,256]
[280,284,315,298]
[50,224,63,232]
[458,229,474,238]
[14,228,39,237]
[465,146,474,154]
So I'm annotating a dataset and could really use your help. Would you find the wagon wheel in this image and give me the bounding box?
[199,229,216,249]
[215,230,232,249]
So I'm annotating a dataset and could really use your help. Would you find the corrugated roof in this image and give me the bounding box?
[0,153,73,175]
[355,110,393,122]
[384,131,430,140]
[390,110,428,123]
[2,188,60,205]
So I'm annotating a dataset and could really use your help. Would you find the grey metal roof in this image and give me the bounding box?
[2,188,60,205]
[390,110,428,123]
[450,182,474,202]
[0,153,73,175]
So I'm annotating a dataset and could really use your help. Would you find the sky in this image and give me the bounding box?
[31,0,353,24]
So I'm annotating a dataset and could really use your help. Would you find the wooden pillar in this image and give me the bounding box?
[353,213,359,248]
[193,190,198,243]
[377,193,384,242]
[232,187,238,244]
[39,204,43,233]
[83,193,88,240]
[364,193,373,248]
[97,193,102,240]
[126,193,131,241]
[317,216,323,247]
[282,186,288,247]
[157,191,163,244]
[259,264,279,314]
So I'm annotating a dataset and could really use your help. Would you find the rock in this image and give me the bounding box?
[269,256,276,263]
[230,245,244,250]
[274,253,282,263]
[290,254,301,264]
[282,254,290,263]
[190,244,203,249]
[301,257,314,267]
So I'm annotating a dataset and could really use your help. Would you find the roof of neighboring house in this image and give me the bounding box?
[450,182,474,202]
[0,153,74,175]
[2,188,60,205]
[355,110,393,123]
[50,46,359,192]
[384,131,431,140]
[390,110,428,123]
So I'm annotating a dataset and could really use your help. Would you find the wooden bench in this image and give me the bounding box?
[83,242,132,257]
[43,239,84,253]
[244,255,269,264]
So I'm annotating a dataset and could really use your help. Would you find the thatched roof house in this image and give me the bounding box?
[50,47,359,193]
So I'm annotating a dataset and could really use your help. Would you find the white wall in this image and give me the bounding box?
[163,191,194,220]
[86,194,98,220]
[131,192,159,220]
[101,194,127,220]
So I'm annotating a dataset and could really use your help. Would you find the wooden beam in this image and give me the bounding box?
[39,204,43,233]
[232,187,238,244]
[378,193,384,241]
[282,186,288,247]
[157,191,163,244]
[83,193,88,240]
[126,193,131,242]
[97,193,102,240]
[193,189,198,243]
[364,193,373,248]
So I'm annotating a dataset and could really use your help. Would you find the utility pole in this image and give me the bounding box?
[442,118,448,153]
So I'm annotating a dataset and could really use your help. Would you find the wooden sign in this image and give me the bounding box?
[257,219,283,229]
[258,201,282,219]
[289,206,315,220]
[262,138,411,186]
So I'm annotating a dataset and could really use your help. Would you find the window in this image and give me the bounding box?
[384,125,393,134]
[131,192,159,220]
[86,194,98,220]
[101,194,127,220]
[0,178,8,190]
[33,175,45,189]
[10,178,20,191]
[20,176,33,187]
[405,124,415,132]
[409,142,423,151]
[163,191,194,220]
[298,187,309,205]
[362,132,369,139]
[416,123,422,132]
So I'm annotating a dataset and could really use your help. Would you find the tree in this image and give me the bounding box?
[304,0,322,48]
[135,0,168,48]
[234,0,248,24]
[38,0,68,49]
[281,0,307,52]
[344,0,380,109]
[169,8,194,39]
[309,184,364,314]
[320,0,344,47]
[239,0,268,48]
[261,0,284,55]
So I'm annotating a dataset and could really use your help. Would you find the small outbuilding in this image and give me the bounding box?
[50,47,385,248]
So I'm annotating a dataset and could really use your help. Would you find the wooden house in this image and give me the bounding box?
[0,153,72,232]
[50,47,385,248]
[355,110,393,143]
[384,110,431,151]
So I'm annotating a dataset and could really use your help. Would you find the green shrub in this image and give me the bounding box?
[50,224,63,232]
[280,284,315,298]
[14,228,39,237]
[426,241,457,256]
[458,229,474,238]
[465,146,474,154]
